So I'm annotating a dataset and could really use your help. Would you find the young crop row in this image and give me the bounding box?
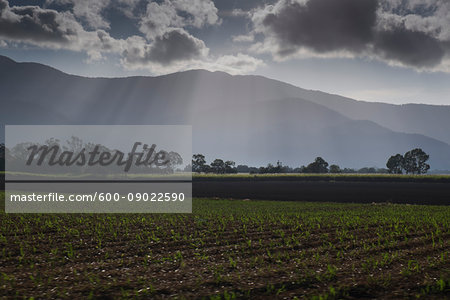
[0,195,449,299]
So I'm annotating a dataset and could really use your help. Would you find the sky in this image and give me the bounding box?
[1,0,450,105]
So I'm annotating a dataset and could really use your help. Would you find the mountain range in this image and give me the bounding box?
[1,54,450,170]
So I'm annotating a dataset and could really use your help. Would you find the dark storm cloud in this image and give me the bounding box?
[257,0,450,68]
[262,0,378,54]
[147,29,205,64]
[375,27,445,68]
[122,29,207,67]
[0,0,72,43]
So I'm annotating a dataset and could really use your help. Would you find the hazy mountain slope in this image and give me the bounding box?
[194,98,450,168]
[288,87,450,146]
[3,54,449,143]
[0,55,302,124]
[1,55,450,169]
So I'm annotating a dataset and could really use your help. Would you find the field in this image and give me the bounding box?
[192,174,450,205]
[193,173,450,182]
[1,193,449,299]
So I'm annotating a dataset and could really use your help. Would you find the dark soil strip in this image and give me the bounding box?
[193,180,450,205]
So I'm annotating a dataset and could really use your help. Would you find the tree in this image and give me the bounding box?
[304,157,329,173]
[164,151,183,173]
[403,148,430,174]
[358,167,377,174]
[236,164,250,173]
[297,165,306,173]
[329,164,341,173]
[386,154,404,174]
[259,161,285,173]
[210,159,226,174]
[224,160,237,173]
[192,154,206,173]
[274,161,284,173]
[183,164,192,172]
[259,163,273,174]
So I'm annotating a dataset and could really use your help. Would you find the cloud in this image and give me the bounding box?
[114,0,142,18]
[211,53,265,73]
[250,0,450,71]
[121,30,264,74]
[139,0,219,40]
[62,0,111,29]
[0,0,209,65]
[123,29,208,66]
[139,1,183,40]
[374,27,445,68]
[0,1,151,64]
[230,8,251,18]
[123,50,264,75]
[45,0,142,29]
[148,29,208,64]
[259,0,378,54]
[121,32,265,74]
[0,0,75,44]
[0,0,263,75]
[232,34,254,43]
[172,0,219,27]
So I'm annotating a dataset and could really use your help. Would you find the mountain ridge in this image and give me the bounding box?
[1,55,450,169]
[2,54,449,107]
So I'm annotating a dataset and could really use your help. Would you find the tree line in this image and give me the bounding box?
[192,148,431,174]
[0,140,184,174]
[0,144,432,175]
[386,148,430,174]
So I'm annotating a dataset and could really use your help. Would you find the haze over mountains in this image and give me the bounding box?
[1,55,450,170]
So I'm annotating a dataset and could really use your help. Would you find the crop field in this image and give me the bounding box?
[0,193,449,299]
